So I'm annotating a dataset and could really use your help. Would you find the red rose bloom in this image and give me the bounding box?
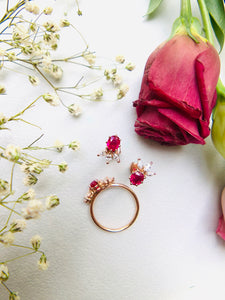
[134,34,220,145]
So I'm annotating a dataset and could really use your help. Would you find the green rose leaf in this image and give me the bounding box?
[146,0,164,16]
[205,0,225,51]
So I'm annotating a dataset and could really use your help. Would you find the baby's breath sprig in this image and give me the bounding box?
[0,0,135,298]
[0,0,135,112]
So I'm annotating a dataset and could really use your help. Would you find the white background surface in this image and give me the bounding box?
[1,0,225,299]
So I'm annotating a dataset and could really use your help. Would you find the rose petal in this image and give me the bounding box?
[148,35,207,114]
[195,44,220,121]
[216,216,225,240]
[158,107,205,144]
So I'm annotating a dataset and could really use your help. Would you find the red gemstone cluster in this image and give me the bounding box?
[84,177,115,203]
[98,135,121,164]
[129,159,155,186]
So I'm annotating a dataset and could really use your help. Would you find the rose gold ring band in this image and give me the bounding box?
[90,183,139,232]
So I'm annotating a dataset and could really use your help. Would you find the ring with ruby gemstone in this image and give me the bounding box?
[97,135,121,164]
[84,177,139,232]
[129,158,156,186]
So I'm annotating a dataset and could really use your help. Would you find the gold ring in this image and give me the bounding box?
[84,178,139,232]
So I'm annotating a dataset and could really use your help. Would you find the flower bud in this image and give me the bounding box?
[125,62,135,71]
[45,195,60,209]
[17,188,35,202]
[0,84,6,94]
[43,93,60,106]
[9,219,27,232]
[58,162,68,173]
[211,91,225,159]
[23,173,38,186]
[68,103,82,116]
[9,292,20,300]
[30,235,42,250]
[38,254,49,270]
[0,179,9,196]
[0,232,15,246]
[4,144,21,162]
[68,140,80,151]
[0,264,9,281]
[43,6,53,15]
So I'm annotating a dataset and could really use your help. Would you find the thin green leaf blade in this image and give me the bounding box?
[205,0,225,50]
[210,16,224,51]
[146,0,164,16]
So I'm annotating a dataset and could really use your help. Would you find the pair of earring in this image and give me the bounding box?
[97,135,156,186]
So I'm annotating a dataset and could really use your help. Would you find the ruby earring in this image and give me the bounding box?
[98,135,121,164]
[129,158,156,186]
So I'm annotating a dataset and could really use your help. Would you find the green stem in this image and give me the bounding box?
[8,95,42,121]
[180,0,192,21]
[197,0,214,45]
[0,203,21,216]
[1,282,12,294]
[0,251,36,264]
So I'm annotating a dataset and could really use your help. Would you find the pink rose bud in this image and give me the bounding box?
[216,187,225,240]
[133,34,220,145]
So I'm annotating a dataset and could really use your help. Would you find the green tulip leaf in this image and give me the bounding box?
[205,0,225,51]
[146,0,164,16]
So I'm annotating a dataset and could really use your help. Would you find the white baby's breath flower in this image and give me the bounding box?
[43,21,60,33]
[43,6,53,15]
[30,234,42,250]
[23,173,38,186]
[40,159,51,168]
[91,88,103,100]
[112,74,122,87]
[0,113,8,126]
[68,140,80,151]
[29,163,43,174]
[59,19,70,27]
[7,52,16,61]
[0,179,10,196]
[41,55,52,67]
[0,264,9,281]
[58,162,68,173]
[4,145,21,161]
[45,195,60,209]
[117,84,129,99]
[115,55,125,64]
[22,199,44,219]
[50,64,63,80]
[0,232,15,246]
[18,188,35,201]
[13,24,29,43]
[0,47,6,56]
[0,84,6,94]
[54,140,64,152]
[20,162,30,174]
[25,1,40,15]
[83,52,96,66]
[43,33,59,48]
[28,75,39,86]
[38,254,49,270]
[125,62,135,71]
[68,103,82,116]
[9,292,20,300]
[43,93,60,106]
[10,219,27,232]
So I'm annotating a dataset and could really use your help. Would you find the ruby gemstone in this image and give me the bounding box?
[106,135,121,152]
[90,180,99,188]
[129,171,145,186]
